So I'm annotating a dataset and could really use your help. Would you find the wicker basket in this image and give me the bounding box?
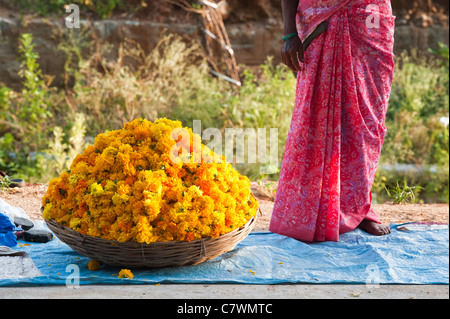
[45,215,257,268]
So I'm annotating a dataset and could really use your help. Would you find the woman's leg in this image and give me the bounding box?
[339,0,395,236]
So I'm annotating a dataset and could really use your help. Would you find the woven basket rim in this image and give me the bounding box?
[45,215,257,247]
[43,206,260,268]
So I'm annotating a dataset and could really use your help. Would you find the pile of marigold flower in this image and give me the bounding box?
[42,118,258,243]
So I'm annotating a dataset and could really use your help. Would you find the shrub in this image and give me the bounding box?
[221,58,296,179]
[0,133,17,174]
[0,33,55,179]
[67,32,216,135]
[375,45,449,203]
[36,113,88,182]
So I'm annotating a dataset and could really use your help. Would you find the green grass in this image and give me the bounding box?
[384,180,423,204]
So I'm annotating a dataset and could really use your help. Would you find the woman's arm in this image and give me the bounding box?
[282,0,298,35]
[281,0,303,72]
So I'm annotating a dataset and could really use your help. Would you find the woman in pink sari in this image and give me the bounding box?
[269,0,395,242]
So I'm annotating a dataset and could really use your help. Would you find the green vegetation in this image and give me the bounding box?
[0,30,448,204]
[374,43,449,204]
[384,180,423,205]
[0,175,11,192]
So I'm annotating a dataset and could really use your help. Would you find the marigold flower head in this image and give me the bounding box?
[88,260,102,271]
[118,269,134,279]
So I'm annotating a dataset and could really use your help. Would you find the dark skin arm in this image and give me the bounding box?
[281,0,303,72]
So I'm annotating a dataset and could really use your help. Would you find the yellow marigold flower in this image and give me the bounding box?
[117,183,131,195]
[104,180,117,192]
[69,218,81,229]
[42,203,53,220]
[112,192,129,206]
[68,174,81,186]
[118,269,134,279]
[90,182,104,197]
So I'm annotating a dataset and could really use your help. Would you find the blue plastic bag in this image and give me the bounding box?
[0,231,17,247]
[0,212,17,247]
[0,212,15,232]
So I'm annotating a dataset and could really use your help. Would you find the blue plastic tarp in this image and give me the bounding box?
[0,212,17,247]
[0,223,448,286]
[0,213,15,233]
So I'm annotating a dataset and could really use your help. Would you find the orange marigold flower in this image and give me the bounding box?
[88,260,102,271]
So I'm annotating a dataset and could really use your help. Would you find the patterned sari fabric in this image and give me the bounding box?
[269,0,395,242]
[296,0,351,42]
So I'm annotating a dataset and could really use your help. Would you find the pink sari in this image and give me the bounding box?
[269,0,396,242]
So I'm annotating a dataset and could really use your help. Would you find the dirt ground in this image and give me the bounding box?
[0,182,448,231]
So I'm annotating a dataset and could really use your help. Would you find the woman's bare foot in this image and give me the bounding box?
[358,219,391,236]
